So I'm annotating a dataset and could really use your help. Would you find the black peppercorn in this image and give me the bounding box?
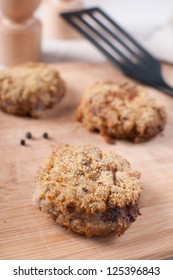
[26,132,32,139]
[20,139,25,146]
[43,132,48,139]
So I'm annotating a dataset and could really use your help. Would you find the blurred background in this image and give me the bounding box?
[0,0,173,65]
[37,0,173,63]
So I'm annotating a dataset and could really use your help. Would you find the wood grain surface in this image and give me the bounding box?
[0,62,173,260]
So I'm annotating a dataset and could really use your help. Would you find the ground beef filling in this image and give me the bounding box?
[99,204,141,223]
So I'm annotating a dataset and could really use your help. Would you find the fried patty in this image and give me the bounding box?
[0,62,65,117]
[33,144,142,237]
[77,82,166,143]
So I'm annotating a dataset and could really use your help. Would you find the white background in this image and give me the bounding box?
[1,260,173,280]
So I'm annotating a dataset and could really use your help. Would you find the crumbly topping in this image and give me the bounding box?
[0,62,65,117]
[34,144,142,215]
[77,82,166,143]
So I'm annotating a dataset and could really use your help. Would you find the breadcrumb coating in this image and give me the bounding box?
[34,144,142,237]
[0,62,65,117]
[77,82,166,143]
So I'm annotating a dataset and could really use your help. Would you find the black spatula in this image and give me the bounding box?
[61,7,173,97]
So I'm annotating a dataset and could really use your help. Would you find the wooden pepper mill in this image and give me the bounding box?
[42,0,84,39]
[0,0,42,66]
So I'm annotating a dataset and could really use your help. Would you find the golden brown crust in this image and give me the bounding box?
[33,144,142,237]
[0,62,66,117]
[77,82,166,143]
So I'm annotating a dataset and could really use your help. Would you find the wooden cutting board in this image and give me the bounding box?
[0,62,173,260]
